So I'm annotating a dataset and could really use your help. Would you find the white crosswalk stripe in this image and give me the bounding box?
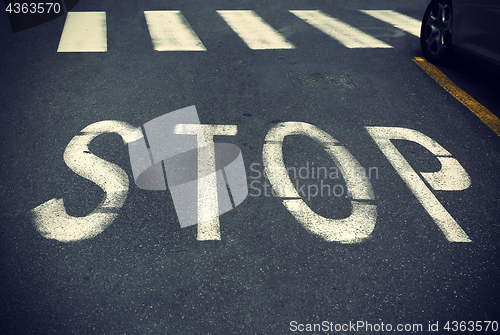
[289,10,393,48]
[57,12,107,52]
[144,11,206,51]
[217,10,295,50]
[56,10,421,52]
[361,10,421,37]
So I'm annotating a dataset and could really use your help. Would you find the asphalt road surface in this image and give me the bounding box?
[1,0,499,334]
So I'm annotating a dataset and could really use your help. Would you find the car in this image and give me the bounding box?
[420,0,500,70]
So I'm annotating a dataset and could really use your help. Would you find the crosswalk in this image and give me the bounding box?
[360,10,421,37]
[57,12,107,52]
[56,9,422,53]
[144,11,206,51]
[289,10,392,49]
[217,10,296,50]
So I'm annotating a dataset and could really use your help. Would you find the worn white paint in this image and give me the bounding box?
[289,10,393,48]
[174,124,237,240]
[360,10,421,37]
[144,11,206,51]
[31,121,136,242]
[420,157,471,191]
[217,10,296,50]
[262,122,376,243]
[57,12,107,52]
[365,126,471,242]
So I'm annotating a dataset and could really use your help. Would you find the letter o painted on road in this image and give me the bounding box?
[262,122,377,243]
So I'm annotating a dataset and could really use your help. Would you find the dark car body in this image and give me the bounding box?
[453,0,500,68]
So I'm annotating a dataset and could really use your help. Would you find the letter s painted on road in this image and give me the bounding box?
[31,121,136,242]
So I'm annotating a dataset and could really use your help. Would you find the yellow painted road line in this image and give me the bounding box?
[413,56,500,136]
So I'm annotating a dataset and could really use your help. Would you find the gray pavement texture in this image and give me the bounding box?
[1,0,499,334]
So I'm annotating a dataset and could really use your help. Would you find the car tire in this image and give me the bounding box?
[420,0,454,64]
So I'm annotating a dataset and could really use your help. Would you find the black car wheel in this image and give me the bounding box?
[420,0,454,63]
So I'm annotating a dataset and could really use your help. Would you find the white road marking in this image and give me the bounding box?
[174,124,238,240]
[263,122,377,243]
[366,126,471,242]
[57,12,107,52]
[360,10,421,37]
[31,121,136,242]
[144,11,206,51]
[289,10,393,48]
[217,10,296,50]
[420,157,471,191]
